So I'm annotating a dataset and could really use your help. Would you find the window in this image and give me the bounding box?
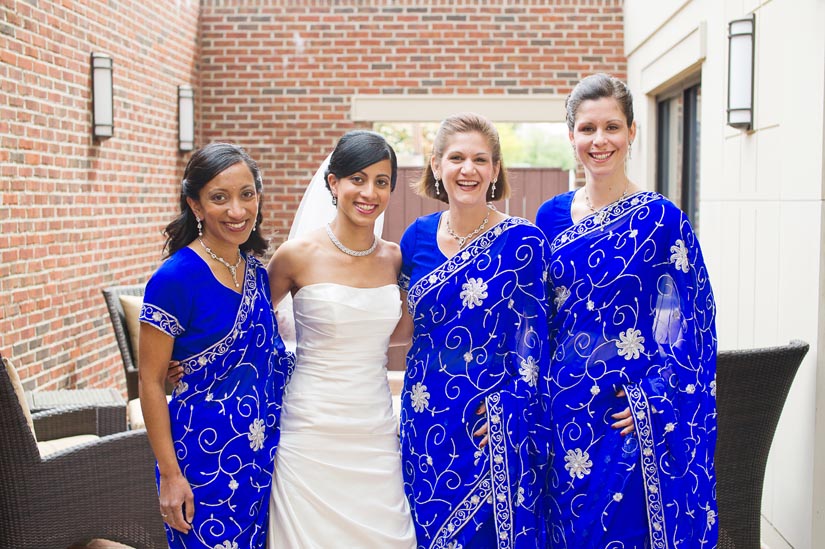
[656,79,701,229]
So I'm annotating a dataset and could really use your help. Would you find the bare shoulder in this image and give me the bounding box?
[378,239,401,272]
[269,229,326,273]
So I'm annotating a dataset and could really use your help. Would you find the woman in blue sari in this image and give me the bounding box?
[139,143,292,548]
[398,113,552,548]
[536,74,717,548]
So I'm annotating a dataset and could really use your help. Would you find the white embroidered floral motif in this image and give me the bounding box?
[617,328,645,360]
[519,356,539,387]
[564,448,593,479]
[461,251,470,261]
[707,509,717,527]
[554,286,570,308]
[248,418,265,451]
[428,274,438,284]
[664,422,675,433]
[586,300,595,311]
[173,381,189,397]
[152,311,162,322]
[613,492,623,502]
[516,486,525,506]
[590,385,600,396]
[670,239,690,273]
[629,229,638,238]
[228,479,238,491]
[460,278,488,309]
[410,382,430,412]
[213,541,239,549]
[686,384,695,394]
[710,378,717,397]
[464,352,473,363]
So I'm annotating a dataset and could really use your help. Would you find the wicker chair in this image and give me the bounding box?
[715,339,809,549]
[0,354,166,548]
[102,284,145,401]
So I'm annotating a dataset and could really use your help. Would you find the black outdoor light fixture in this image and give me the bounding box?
[727,14,755,131]
[178,85,195,152]
[91,52,113,140]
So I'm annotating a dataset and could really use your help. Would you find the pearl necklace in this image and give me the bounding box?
[199,238,242,288]
[446,208,491,249]
[325,224,378,257]
[584,182,629,225]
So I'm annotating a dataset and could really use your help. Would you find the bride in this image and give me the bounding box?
[266,130,416,547]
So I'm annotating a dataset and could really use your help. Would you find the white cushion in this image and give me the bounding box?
[386,370,405,395]
[119,294,143,368]
[3,356,35,439]
[38,434,99,457]
[128,395,172,430]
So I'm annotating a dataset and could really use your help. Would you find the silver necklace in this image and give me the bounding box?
[584,182,629,224]
[198,238,242,288]
[446,208,491,249]
[325,224,378,257]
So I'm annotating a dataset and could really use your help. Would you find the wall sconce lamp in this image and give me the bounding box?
[91,53,113,139]
[727,14,755,131]
[178,85,195,152]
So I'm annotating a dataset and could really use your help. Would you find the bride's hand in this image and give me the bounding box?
[473,400,489,448]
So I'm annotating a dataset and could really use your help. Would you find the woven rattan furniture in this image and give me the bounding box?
[715,339,809,549]
[0,354,166,549]
[102,284,145,400]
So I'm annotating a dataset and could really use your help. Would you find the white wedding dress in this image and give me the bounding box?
[268,283,416,548]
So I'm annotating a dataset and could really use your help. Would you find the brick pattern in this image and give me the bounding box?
[2,0,624,392]
[1,0,200,390]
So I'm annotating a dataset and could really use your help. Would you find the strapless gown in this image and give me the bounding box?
[268,283,416,548]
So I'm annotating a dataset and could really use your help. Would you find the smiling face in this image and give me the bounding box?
[186,161,259,254]
[570,96,636,181]
[328,158,393,226]
[432,131,500,209]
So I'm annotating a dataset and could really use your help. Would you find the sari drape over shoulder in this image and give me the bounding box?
[538,191,717,549]
[140,249,293,549]
[399,214,552,549]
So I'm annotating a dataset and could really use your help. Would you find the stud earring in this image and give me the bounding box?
[196,218,203,237]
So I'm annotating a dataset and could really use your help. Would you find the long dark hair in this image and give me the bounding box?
[324,130,398,193]
[163,142,268,258]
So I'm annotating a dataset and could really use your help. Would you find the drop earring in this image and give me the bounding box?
[627,142,633,160]
[490,179,497,198]
[196,218,203,237]
[332,194,338,206]
[434,177,441,196]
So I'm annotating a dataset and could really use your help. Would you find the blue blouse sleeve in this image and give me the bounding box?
[398,219,418,292]
[535,190,574,243]
[139,257,191,338]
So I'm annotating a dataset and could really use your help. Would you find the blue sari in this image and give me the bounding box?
[399,213,552,549]
[536,191,717,549]
[140,247,293,549]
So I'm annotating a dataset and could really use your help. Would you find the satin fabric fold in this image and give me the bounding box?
[268,283,416,548]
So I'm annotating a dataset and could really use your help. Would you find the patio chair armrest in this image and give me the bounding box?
[32,401,128,439]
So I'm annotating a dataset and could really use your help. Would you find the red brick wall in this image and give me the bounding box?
[0,0,200,390]
[198,0,626,239]
[1,0,624,392]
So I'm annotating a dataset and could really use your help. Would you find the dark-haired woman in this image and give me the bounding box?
[139,142,293,548]
[536,73,717,548]
[266,130,416,547]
